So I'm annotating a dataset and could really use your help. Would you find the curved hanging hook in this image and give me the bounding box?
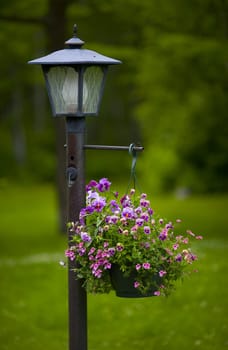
[127,143,139,191]
[129,143,137,175]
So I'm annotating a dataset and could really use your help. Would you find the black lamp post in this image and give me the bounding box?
[28,24,121,350]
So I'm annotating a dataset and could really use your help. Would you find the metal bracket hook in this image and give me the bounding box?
[66,167,78,188]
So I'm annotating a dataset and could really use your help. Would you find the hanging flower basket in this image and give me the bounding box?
[65,178,203,297]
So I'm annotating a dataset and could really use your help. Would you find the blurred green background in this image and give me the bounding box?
[0,1,227,349]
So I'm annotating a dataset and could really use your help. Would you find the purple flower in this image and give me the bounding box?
[105,216,111,223]
[141,213,149,222]
[140,193,147,199]
[116,243,124,251]
[120,195,131,207]
[144,242,150,249]
[91,198,106,212]
[122,207,135,219]
[190,254,197,261]
[79,208,87,218]
[110,200,120,212]
[148,208,154,215]
[159,228,168,241]
[166,222,174,229]
[140,199,150,208]
[110,215,119,224]
[85,206,94,214]
[175,253,182,262]
[81,232,92,242]
[135,206,142,215]
[136,218,144,226]
[96,178,111,192]
[78,247,86,256]
[87,190,99,201]
[86,180,98,191]
[144,226,151,234]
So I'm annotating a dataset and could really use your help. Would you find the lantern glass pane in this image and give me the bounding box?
[83,66,104,113]
[47,66,79,114]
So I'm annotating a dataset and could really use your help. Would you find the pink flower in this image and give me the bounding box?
[103,241,109,248]
[88,247,96,255]
[104,262,112,269]
[131,225,139,233]
[93,269,102,278]
[65,249,75,261]
[135,264,141,271]
[154,291,161,296]
[195,235,203,240]
[186,230,195,237]
[143,262,150,270]
[134,281,140,288]
[159,270,167,277]
[173,243,179,250]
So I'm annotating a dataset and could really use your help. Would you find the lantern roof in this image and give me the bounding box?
[28,24,121,66]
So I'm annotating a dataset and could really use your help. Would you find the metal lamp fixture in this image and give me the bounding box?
[28,24,121,117]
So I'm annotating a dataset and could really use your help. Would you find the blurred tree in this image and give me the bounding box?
[134,0,228,193]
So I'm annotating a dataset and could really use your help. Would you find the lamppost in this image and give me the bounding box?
[28,24,143,350]
[28,24,121,350]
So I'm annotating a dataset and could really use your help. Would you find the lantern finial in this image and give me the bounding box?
[65,24,85,48]
[73,24,77,37]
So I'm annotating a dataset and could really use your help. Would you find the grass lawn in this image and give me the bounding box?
[0,183,227,350]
